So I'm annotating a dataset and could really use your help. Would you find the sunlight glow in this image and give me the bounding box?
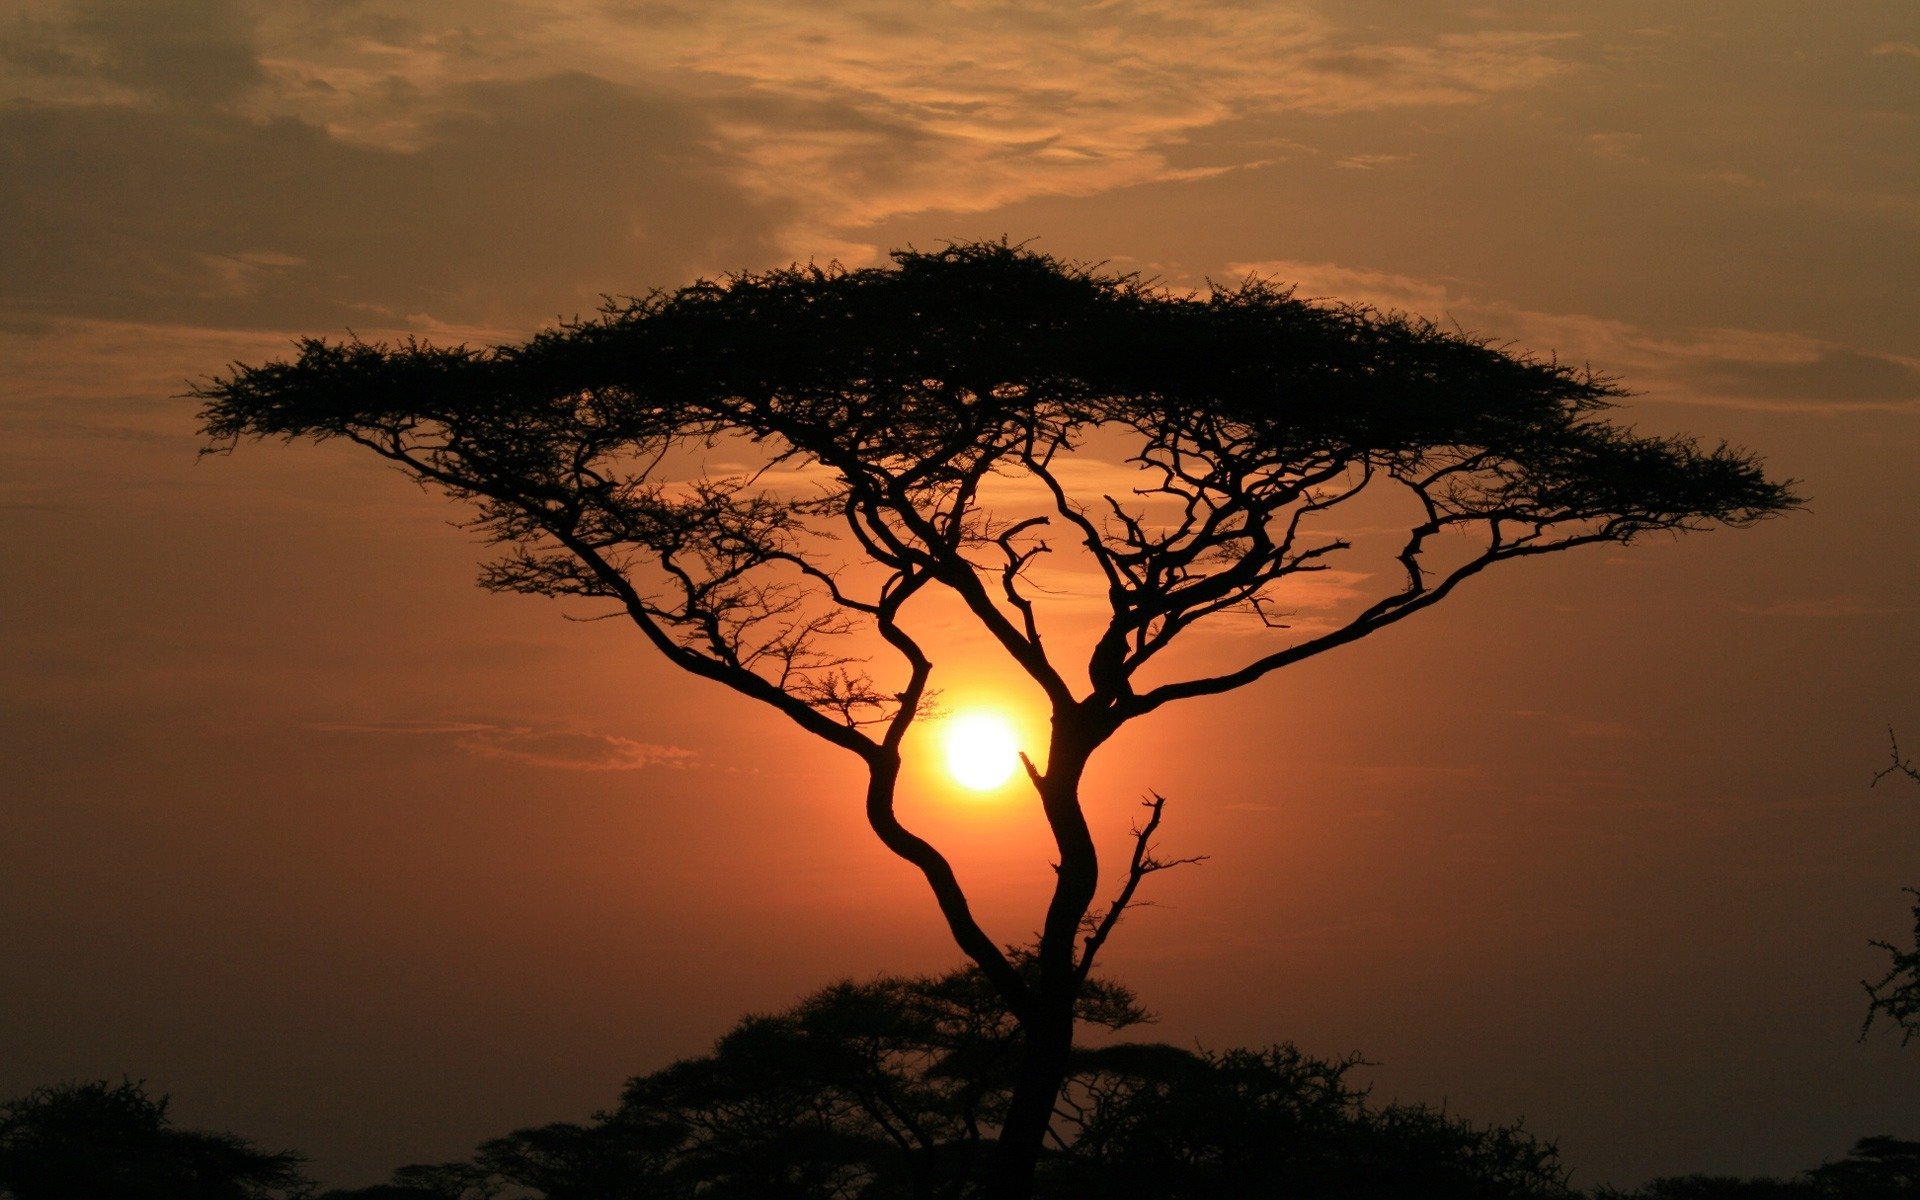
[943,712,1021,792]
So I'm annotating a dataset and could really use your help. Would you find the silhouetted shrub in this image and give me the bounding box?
[374,964,1571,1199]
[0,1079,308,1200]
[1040,1042,1570,1199]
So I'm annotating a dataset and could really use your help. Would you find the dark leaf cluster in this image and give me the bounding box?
[0,1079,309,1200]
[1596,1136,1920,1198]
[7,1004,1912,1200]
[196,242,1799,746]
[1864,731,1920,1043]
[322,962,1573,1200]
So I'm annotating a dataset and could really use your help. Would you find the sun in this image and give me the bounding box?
[943,711,1022,792]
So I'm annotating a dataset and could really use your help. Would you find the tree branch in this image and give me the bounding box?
[1120,528,1619,719]
[1874,728,1920,788]
[1076,791,1206,982]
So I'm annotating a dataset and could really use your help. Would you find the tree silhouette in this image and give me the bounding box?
[1593,1178,1824,1199]
[1594,1136,1920,1199]
[1044,1040,1573,1199]
[197,242,1797,1198]
[0,1079,310,1200]
[366,962,1572,1199]
[1865,731,1920,1042]
[1807,1136,1920,1197]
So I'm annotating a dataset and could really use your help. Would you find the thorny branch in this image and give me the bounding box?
[1874,728,1920,788]
[1076,792,1207,982]
[1864,728,1920,1043]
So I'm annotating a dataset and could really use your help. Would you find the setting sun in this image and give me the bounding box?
[943,712,1022,792]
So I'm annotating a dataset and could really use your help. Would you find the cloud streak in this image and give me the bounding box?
[308,720,696,771]
[0,72,788,330]
[1227,258,1920,413]
[615,5,1579,244]
[2,0,1592,300]
[1734,597,1917,619]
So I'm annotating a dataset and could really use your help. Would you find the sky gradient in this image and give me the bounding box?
[3,0,1918,1190]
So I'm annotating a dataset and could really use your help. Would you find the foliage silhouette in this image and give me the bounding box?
[355,962,1573,1199]
[1594,1136,1920,1199]
[7,1013,1909,1199]
[197,241,1798,1198]
[1595,1179,1825,1199]
[314,1163,500,1200]
[0,1079,309,1200]
[1865,732,1920,1043]
[1041,1041,1572,1200]
[1807,1137,1920,1196]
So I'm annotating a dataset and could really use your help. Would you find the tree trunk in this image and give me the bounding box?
[984,995,1076,1200]
[982,725,1103,1199]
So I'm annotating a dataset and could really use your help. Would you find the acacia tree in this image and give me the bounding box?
[197,242,1796,1199]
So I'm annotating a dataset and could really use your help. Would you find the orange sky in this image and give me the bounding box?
[2,0,1917,1190]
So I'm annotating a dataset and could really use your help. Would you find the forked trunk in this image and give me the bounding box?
[982,729,1102,1199]
[984,996,1076,1200]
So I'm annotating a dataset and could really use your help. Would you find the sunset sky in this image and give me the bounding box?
[3,0,1918,1190]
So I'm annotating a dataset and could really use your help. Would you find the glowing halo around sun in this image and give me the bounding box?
[942,711,1022,792]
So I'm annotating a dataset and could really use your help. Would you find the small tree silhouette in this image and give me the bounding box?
[1865,730,1920,1043]
[1593,1135,1920,1198]
[197,242,1796,1198]
[0,1079,309,1200]
[370,963,1573,1199]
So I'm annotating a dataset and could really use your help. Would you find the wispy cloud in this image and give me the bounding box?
[1735,596,1917,619]
[1227,258,1920,413]
[67,0,267,108]
[1333,152,1414,170]
[621,9,1578,241]
[1,1,1589,289]
[310,720,497,735]
[307,719,695,771]
[0,72,787,329]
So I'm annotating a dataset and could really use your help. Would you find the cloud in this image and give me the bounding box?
[0,72,789,329]
[1734,597,1917,618]
[307,719,695,770]
[2,1,1591,289]
[457,728,695,771]
[1333,153,1414,170]
[1674,347,1920,409]
[1226,259,1456,314]
[1585,131,1645,163]
[0,12,90,84]
[1,0,266,108]
[68,0,266,107]
[1226,258,1920,413]
[1696,168,1762,189]
[308,720,502,736]
[1869,42,1920,59]
[607,7,1578,236]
